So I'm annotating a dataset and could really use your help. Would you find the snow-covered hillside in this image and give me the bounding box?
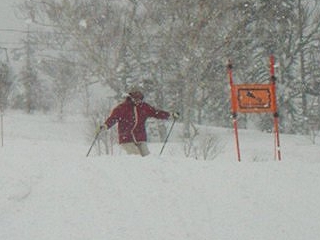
[0,111,320,240]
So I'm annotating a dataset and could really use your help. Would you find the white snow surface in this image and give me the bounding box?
[1,111,320,240]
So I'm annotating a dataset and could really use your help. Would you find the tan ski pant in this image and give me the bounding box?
[121,142,150,157]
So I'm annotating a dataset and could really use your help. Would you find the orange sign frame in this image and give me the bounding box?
[232,84,276,113]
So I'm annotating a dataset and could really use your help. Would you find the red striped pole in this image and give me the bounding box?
[270,55,281,161]
[228,60,241,162]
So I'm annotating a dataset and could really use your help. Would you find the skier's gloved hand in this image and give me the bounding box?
[172,112,180,120]
[100,124,107,131]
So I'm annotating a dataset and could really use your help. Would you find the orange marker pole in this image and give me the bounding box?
[228,60,241,162]
[270,55,281,161]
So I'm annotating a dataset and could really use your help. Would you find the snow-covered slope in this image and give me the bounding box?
[0,111,320,240]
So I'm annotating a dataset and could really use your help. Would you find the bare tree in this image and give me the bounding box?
[14,0,320,135]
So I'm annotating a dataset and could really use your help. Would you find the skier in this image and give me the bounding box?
[100,86,179,156]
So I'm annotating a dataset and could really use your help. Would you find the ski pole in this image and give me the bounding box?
[159,119,176,155]
[86,128,102,157]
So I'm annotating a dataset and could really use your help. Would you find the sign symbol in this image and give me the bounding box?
[246,91,262,103]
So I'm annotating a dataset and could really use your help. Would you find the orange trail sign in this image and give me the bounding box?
[232,84,276,113]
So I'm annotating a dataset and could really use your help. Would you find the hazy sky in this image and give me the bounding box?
[0,0,25,49]
[0,0,26,62]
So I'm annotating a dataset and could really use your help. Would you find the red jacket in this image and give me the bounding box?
[105,97,170,144]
